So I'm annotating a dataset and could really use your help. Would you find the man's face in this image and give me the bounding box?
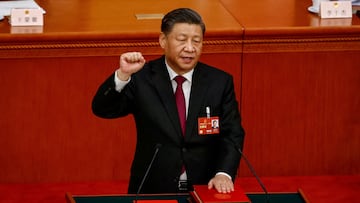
[159,23,203,75]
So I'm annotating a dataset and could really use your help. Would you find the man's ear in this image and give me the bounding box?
[159,33,166,49]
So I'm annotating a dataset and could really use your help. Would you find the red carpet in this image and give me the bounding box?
[0,176,359,203]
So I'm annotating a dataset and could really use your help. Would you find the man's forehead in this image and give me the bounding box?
[169,23,203,36]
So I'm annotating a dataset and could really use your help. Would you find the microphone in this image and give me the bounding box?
[236,146,270,203]
[135,143,162,203]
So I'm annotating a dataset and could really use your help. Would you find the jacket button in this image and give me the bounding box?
[182,148,187,152]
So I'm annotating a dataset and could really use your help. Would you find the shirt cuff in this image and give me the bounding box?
[114,70,131,92]
[216,172,232,180]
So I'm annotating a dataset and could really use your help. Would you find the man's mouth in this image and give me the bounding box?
[181,56,194,63]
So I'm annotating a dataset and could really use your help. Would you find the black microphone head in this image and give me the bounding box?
[155,143,162,149]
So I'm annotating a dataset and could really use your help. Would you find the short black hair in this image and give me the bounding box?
[161,8,206,36]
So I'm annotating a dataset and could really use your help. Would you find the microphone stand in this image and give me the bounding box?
[135,144,162,203]
[237,147,270,203]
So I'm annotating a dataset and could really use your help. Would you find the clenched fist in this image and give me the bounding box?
[116,52,146,81]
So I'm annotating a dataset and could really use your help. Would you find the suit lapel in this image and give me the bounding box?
[149,59,210,141]
[185,64,209,139]
[150,58,184,141]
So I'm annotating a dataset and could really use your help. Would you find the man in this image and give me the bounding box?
[92,8,245,194]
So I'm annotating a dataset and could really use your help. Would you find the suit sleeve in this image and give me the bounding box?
[216,75,245,180]
[92,73,133,119]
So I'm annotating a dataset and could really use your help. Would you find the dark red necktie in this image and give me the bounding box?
[175,76,187,175]
[174,76,186,136]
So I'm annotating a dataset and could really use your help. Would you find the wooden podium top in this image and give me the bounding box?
[0,0,245,58]
[0,0,359,57]
[220,0,360,52]
[0,0,243,41]
[221,0,360,35]
[1,0,360,39]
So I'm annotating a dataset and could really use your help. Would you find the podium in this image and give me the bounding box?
[66,189,309,203]
[66,193,190,203]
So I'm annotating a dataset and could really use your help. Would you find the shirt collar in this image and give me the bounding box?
[165,59,194,83]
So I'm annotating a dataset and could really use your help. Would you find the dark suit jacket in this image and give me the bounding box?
[92,56,245,194]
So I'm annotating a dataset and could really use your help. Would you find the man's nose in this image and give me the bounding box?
[184,41,195,52]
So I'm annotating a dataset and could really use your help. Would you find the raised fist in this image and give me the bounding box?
[117,52,146,81]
